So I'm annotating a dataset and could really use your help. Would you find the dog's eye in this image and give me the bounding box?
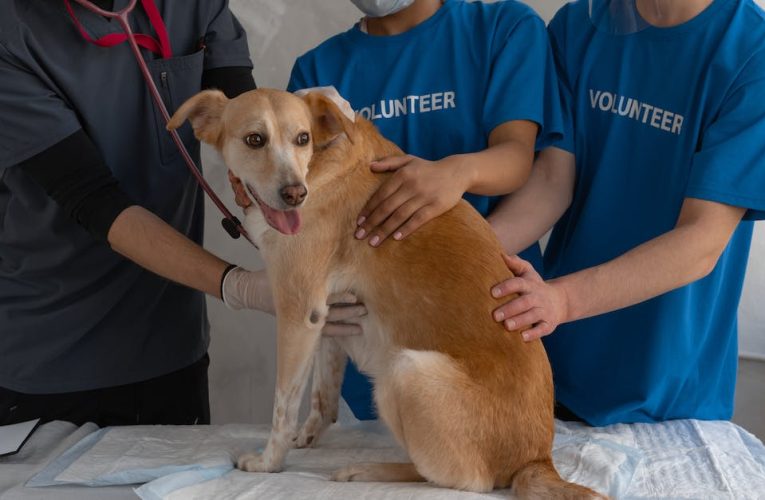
[245,133,266,149]
[296,132,310,146]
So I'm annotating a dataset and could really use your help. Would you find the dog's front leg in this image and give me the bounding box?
[296,338,347,448]
[237,305,326,473]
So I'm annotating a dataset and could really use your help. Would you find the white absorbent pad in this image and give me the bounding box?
[134,419,640,500]
[27,418,765,499]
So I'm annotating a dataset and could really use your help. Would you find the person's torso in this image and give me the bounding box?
[289,0,548,268]
[0,0,218,392]
[542,0,765,424]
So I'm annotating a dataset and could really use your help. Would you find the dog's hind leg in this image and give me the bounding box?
[296,338,347,448]
[357,349,495,492]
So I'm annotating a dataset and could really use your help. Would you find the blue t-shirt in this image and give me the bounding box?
[288,0,563,419]
[543,0,765,426]
[288,0,563,263]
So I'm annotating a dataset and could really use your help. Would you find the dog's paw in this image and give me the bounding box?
[236,453,281,473]
[296,420,325,448]
[296,414,331,449]
[295,429,317,449]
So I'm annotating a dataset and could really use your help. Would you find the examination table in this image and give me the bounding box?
[2,414,764,499]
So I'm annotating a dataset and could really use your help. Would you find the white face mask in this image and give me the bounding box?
[350,0,416,18]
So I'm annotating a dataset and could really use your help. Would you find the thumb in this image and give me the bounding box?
[502,254,531,276]
[370,155,412,172]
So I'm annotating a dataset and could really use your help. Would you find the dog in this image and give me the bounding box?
[168,88,604,498]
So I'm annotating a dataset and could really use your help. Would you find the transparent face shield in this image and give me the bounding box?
[588,0,657,35]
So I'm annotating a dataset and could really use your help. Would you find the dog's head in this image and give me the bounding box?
[168,88,354,235]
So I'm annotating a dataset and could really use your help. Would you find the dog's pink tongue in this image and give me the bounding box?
[263,204,302,235]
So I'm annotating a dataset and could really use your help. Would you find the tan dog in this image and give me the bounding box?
[169,89,604,498]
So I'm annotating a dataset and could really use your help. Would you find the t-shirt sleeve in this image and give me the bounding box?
[686,51,765,221]
[202,0,253,70]
[0,42,81,171]
[286,56,316,92]
[482,14,564,151]
[546,14,575,154]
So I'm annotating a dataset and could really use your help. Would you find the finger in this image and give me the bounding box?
[501,254,533,276]
[322,322,363,337]
[491,294,535,323]
[326,303,368,322]
[388,204,439,241]
[370,155,413,172]
[518,322,555,342]
[491,277,530,300]
[326,292,360,305]
[366,197,424,247]
[357,190,414,240]
[501,307,543,332]
[357,176,405,231]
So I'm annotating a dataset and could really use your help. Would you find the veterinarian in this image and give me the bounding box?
[274,0,564,420]
[0,0,361,428]
[488,0,765,426]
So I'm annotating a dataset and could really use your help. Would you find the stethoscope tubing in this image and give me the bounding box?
[71,0,256,247]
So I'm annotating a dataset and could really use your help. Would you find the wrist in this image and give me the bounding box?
[221,267,274,313]
[549,278,573,325]
[220,264,242,308]
[443,154,475,193]
[219,263,238,301]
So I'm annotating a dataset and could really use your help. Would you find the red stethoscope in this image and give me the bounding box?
[63,0,255,246]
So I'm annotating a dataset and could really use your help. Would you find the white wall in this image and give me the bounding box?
[204,0,765,424]
[740,224,765,360]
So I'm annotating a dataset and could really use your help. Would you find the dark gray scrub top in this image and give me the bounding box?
[0,0,252,393]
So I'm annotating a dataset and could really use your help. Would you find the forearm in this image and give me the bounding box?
[108,206,229,298]
[106,68,254,297]
[553,204,744,322]
[451,138,534,196]
[488,147,574,255]
[446,119,539,196]
[201,66,256,97]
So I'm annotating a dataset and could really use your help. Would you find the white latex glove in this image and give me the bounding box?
[222,267,274,313]
[222,267,366,337]
[293,86,355,122]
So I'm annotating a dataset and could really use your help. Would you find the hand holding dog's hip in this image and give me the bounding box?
[490,255,568,342]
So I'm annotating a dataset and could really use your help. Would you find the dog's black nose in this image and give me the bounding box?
[280,184,307,206]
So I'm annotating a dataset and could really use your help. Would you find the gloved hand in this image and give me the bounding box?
[222,267,274,313]
[222,267,366,337]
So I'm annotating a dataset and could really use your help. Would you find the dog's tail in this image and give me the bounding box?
[510,460,608,500]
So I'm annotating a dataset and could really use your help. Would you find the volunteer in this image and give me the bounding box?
[489,0,765,425]
[277,0,564,419]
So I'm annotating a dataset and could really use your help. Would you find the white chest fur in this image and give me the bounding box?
[243,207,272,249]
[327,271,394,380]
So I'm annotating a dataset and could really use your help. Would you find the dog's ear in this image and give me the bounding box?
[301,92,355,147]
[167,90,228,147]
